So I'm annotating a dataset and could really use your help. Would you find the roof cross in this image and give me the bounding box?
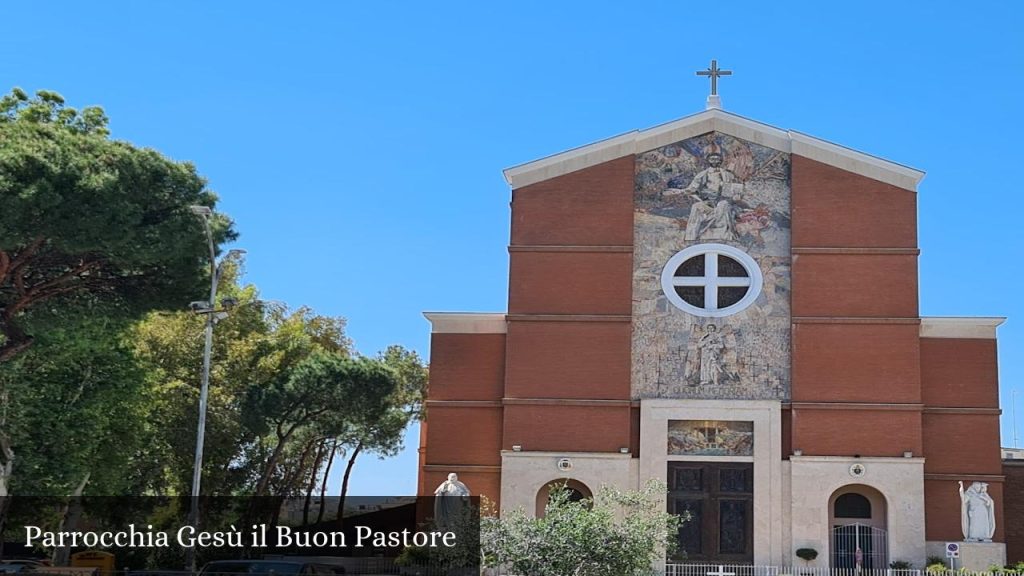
[697,59,732,96]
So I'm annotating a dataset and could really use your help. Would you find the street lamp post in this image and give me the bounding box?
[185,206,244,572]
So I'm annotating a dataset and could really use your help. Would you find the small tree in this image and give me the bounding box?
[795,548,818,562]
[481,480,681,576]
[243,351,399,499]
[334,345,427,518]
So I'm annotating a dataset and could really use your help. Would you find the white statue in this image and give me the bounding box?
[433,473,470,529]
[697,324,725,386]
[959,481,996,542]
[664,152,742,241]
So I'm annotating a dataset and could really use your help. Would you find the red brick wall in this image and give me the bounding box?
[790,154,922,460]
[421,154,637,501]
[791,156,917,248]
[505,154,636,467]
[502,403,631,452]
[427,333,506,401]
[508,251,632,315]
[921,334,1003,543]
[510,156,634,246]
[417,420,428,496]
[791,254,919,318]
[504,320,631,400]
[1004,463,1024,562]
[424,405,503,466]
[921,338,999,408]
[922,413,1002,475]
[792,408,923,456]
[419,328,506,497]
[792,323,921,404]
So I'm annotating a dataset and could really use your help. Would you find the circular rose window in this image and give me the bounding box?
[660,243,763,317]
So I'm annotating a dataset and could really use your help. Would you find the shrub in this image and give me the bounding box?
[795,548,818,562]
[481,480,682,576]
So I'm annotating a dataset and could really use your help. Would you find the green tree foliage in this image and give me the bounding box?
[131,260,425,506]
[131,260,352,496]
[0,315,145,495]
[245,352,399,498]
[0,87,233,509]
[0,88,425,512]
[333,345,428,516]
[481,481,682,576]
[0,87,235,363]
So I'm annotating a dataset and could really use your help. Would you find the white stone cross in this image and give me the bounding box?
[671,252,751,312]
[706,565,736,576]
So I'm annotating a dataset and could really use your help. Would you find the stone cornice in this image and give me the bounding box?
[920,317,1005,339]
[506,314,631,323]
[508,245,633,253]
[503,108,925,191]
[423,312,506,334]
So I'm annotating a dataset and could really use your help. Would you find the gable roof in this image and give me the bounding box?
[502,108,925,192]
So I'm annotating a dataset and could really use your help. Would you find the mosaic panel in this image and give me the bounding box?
[632,131,791,399]
[668,420,754,457]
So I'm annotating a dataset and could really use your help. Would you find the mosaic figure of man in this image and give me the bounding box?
[666,152,739,241]
[698,324,725,386]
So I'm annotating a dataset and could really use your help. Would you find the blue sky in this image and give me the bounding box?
[3,1,1021,496]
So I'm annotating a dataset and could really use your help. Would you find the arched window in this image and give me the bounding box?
[834,492,872,519]
[558,487,586,504]
[535,479,593,517]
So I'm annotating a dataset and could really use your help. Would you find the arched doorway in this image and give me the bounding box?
[829,485,888,570]
[535,479,593,517]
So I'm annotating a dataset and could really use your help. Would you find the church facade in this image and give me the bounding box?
[417,105,1005,569]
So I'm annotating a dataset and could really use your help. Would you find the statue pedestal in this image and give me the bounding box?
[957,541,1006,571]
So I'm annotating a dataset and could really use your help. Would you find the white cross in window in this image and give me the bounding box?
[706,565,736,576]
[671,252,751,312]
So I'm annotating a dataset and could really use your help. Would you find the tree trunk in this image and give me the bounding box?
[0,333,33,363]
[248,428,294,529]
[279,438,316,505]
[0,437,13,498]
[335,442,362,521]
[52,473,90,566]
[303,441,327,526]
[253,428,293,497]
[0,459,11,559]
[270,494,285,529]
[316,440,336,524]
[0,398,15,557]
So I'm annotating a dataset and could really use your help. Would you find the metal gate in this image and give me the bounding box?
[830,523,888,570]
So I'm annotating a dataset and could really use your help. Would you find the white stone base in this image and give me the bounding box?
[499,450,636,516]
[790,456,926,568]
[639,399,784,565]
[927,541,1007,571]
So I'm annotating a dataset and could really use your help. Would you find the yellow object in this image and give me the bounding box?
[70,550,114,576]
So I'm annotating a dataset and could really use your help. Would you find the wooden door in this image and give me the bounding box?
[667,462,754,563]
